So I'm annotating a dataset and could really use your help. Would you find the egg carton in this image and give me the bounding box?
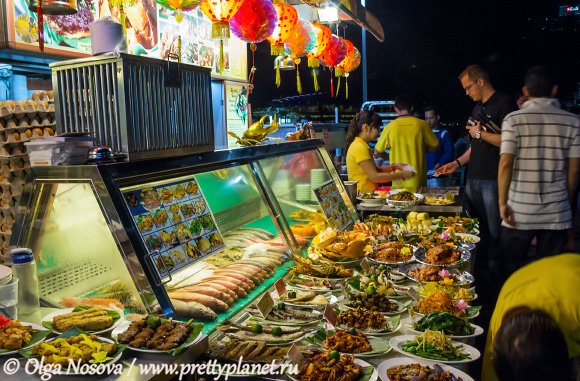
[0,102,55,120]
[30,91,55,104]
[0,158,29,174]
[0,211,15,228]
[1,116,55,131]
[0,194,21,210]
[0,183,23,199]
[0,143,27,156]
[0,170,27,186]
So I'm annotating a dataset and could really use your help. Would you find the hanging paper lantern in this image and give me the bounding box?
[335,39,355,78]
[230,0,277,85]
[305,24,331,92]
[266,2,298,56]
[338,46,360,99]
[200,0,245,74]
[154,0,201,21]
[283,19,316,95]
[320,36,347,97]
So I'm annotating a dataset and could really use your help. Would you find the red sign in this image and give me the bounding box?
[274,278,286,298]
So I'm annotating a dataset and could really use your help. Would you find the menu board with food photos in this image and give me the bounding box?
[9,0,247,81]
[313,180,353,232]
[122,176,225,279]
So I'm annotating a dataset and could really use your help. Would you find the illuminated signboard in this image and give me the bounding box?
[9,0,247,81]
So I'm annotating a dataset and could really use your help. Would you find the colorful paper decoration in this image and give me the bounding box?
[319,35,347,97]
[230,0,277,84]
[200,0,245,73]
[335,39,355,78]
[338,46,360,98]
[153,0,200,22]
[305,24,331,91]
[267,2,298,56]
[284,19,316,94]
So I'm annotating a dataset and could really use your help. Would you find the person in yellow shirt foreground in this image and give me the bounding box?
[345,110,415,194]
[482,253,580,381]
[374,95,440,191]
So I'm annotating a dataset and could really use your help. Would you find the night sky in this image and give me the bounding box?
[249,1,580,135]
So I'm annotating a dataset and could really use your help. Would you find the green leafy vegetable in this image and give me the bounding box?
[413,311,475,336]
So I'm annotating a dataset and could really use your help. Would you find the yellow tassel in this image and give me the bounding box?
[346,76,349,99]
[120,5,127,38]
[220,40,224,74]
[271,44,284,56]
[335,67,345,77]
[212,21,230,39]
[308,56,320,68]
[276,61,281,88]
[313,68,319,92]
[336,77,341,97]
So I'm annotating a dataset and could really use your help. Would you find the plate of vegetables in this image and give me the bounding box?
[404,312,484,339]
[377,357,474,381]
[390,332,480,364]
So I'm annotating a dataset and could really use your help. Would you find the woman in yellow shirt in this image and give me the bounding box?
[345,110,415,194]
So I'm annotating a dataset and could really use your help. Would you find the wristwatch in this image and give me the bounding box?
[475,130,481,140]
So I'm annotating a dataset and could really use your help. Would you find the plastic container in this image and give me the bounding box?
[0,277,18,319]
[11,248,40,314]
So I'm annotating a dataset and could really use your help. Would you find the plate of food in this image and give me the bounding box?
[41,306,124,335]
[218,320,307,346]
[277,291,337,309]
[417,282,477,302]
[404,312,484,339]
[208,340,291,376]
[21,327,125,375]
[413,291,481,320]
[288,350,378,381]
[423,195,455,205]
[414,245,470,268]
[285,275,342,293]
[112,315,203,355]
[387,191,424,209]
[346,278,410,300]
[400,264,474,286]
[390,333,480,364]
[0,319,51,356]
[455,233,480,244]
[342,293,410,316]
[377,357,475,381]
[306,328,391,358]
[357,193,386,207]
[368,242,416,266]
[336,307,402,335]
[246,304,323,326]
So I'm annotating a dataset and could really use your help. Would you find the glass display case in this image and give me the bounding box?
[10,139,358,335]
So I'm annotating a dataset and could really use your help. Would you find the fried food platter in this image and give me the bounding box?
[414,246,471,268]
[0,322,50,356]
[41,307,124,335]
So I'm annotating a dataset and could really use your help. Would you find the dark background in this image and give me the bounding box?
[248,1,580,135]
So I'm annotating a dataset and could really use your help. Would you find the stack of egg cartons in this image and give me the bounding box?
[310,169,329,202]
[0,91,56,255]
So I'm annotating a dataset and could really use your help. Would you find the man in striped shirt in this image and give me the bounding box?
[498,65,580,277]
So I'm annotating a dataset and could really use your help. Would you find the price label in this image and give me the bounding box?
[360,258,370,272]
[324,303,337,328]
[408,287,421,302]
[256,291,275,319]
[274,278,286,298]
[288,344,306,369]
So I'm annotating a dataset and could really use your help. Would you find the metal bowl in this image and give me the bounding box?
[28,0,77,15]
[386,193,425,209]
[367,245,419,267]
[413,246,471,268]
[398,263,474,285]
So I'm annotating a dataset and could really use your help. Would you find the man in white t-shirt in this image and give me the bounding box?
[498,65,580,278]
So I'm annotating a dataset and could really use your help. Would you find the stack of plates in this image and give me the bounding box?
[0,265,12,286]
[296,184,312,202]
[310,169,328,201]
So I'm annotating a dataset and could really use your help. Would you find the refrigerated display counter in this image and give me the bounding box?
[10,139,358,337]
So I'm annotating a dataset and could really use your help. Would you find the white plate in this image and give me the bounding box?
[279,295,338,310]
[389,335,480,364]
[111,321,203,353]
[455,233,481,244]
[337,321,402,337]
[0,322,48,356]
[377,357,475,381]
[247,314,323,327]
[41,308,124,335]
[287,358,378,381]
[401,317,485,339]
[341,299,412,316]
[358,198,386,207]
[40,336,123,375]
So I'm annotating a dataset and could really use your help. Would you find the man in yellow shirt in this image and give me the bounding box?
[482,253,580,381]
[375,95,440,191]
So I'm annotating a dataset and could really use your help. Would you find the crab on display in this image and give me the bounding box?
[227,114,282,147]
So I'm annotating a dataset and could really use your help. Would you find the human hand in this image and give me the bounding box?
[500,204,515,226]
[466,121,481,139]
[436,161,459,175]
[400,170,415,180]
[390,163,407,171]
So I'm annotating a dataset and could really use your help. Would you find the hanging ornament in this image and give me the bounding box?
[305,24,331,91]
[340,47,360,99]
[153,0,201,22]
[200,0,245,73]
[230,0,277,85]
[335,39,358,97]
[319,35,347,97]
[266,1,298,56]
[284,19,316,94]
